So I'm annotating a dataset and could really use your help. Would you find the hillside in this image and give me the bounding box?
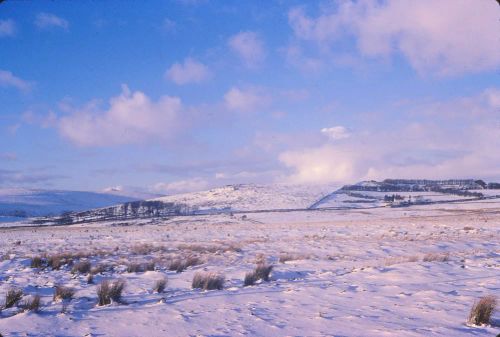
[0,189,138,222]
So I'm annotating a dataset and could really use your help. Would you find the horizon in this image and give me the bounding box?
[1,0,499,196]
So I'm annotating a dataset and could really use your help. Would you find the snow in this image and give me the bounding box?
[0,197,499,336]
[154,183,338,212]
[0,189,138,219]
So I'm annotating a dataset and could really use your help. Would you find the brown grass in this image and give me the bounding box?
[71,261,91,274]
[53,285,75,301]
[153,277,168,293]
[192,272,225,290]
[97,280,126,306]
[422,252,450,262]
[22,294,41,312]
[168,256,202,273]
[468,295,497,325]
[4,287,23,308]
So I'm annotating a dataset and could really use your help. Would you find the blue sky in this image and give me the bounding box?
[1,0,499,195]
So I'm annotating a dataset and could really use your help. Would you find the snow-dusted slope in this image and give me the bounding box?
[153,184,338,212]
[311,179,500,209]
[0,189,137,221]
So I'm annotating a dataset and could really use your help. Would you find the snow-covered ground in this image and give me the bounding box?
[0,189,138,219]
[0,200,499,336]
[154,183,338,211]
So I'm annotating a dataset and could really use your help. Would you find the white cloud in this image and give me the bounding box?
[280,88,500,184]
[288,0,500,76]
[58,85,183,146]
[224,87,270,112]
[0,70,32,92]
[321,126,350,140]
[153,177,209,194]
[35,13,69,30]
[166,58,210,85]
[0,19,16,37]
[228,31,265,68]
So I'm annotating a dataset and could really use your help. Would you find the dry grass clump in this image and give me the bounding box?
[468,295,497,326]
[192,272,225,290]
[126,261,155,273]
[53,285,75,301]
[71,261,91,274]
[178,243,241,254]
[4,287,23,308]
[153,277,168,293]
[384,255,419,266]
[30,256,44,268]
[97,279,126,306]
[168,256,202,273]
[422,252,450,262]
[244,272,258,286]
[131,243,166,255]
[22,294,41,312]
[244,263,273,286]
[254,263,273,281]
[279,253,308,263]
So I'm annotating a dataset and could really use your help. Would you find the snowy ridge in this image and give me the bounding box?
[153,183,337,212]
[0,189,137,221]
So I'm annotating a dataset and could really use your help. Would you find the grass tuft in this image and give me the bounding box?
[23,294,41,312]
[153,277,168,293]
[468,295,497,326]
[71,261,91,274]
[53,285,75,301]
[4,287,23,308]
[97,279,126,306]
[192,272,225,290]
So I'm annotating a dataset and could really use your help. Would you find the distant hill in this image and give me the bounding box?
[0,189,138,221]
[310,179,500,209]
[19,179,500,225]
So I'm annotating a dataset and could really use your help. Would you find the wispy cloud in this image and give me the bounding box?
[153,177,209,194]
[0,168,66,185]
[228,31,266,68]
[224,87,270,113]
[0,70,33,92]
[0,19,16,37]
[166,58,211,85]
[35,13,69,30]
[321,126,351,140]
[288,0,500,76]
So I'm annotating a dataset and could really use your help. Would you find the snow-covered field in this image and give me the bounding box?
[0,200,499,336]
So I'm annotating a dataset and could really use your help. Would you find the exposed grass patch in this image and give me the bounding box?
[423,252,450,262]
[4,288,23,308]
[53,285,75,301]
[126,261,155,273]
[153,277,168,293]
[254,263,273,281]
[192,272,225,290]
[468,295,497,326]
[279,253,307,263]
[97,280,126,306]
[22,294,41,312]
[168,256,202,273]
[244,263,273,286]
[384,255,419,266]
[30,256,44,268]
[71,261,91,274]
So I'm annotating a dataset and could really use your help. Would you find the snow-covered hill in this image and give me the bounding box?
[0,189,138,222]
[311,179,500,209]
[153,184,337,212]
